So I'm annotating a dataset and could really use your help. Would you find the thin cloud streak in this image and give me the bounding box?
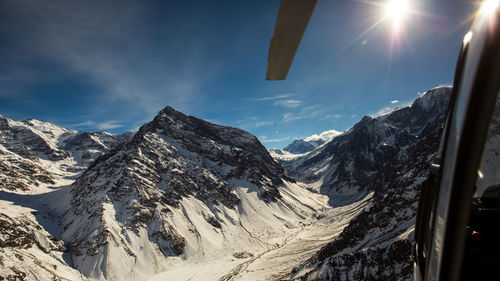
[273,99,302,108]
[302,105,320,112]
[252,94,295,101]
[67,120,95,128]
[97,121,122,130]
[372,106,393,117]
[304,129,342,142]
[283,113,305,123]
[65,120,123,131]
[321,113,342,121]
[236,119,274,130]
[255,121,274,127]
[259,136,292,143]
[1,0,204,116]
[370,100,413,117]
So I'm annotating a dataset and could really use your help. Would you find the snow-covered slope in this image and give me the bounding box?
[1,86,453,281]
[272,130,342,156]
[285,139,323,154]
[276,86,452,280]
[60,106,325,280]
[0,116,132,280]
[279,87,451,202]
[0,189,85,280]
[0,116,132,193]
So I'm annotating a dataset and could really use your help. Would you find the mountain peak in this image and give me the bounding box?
[143,106,260,149]
[77,105,291,214]
[157,105,188,120]
[62,106,301,279]
[303,129,342,142]
[413,86,452,110]
[281,129,343,155]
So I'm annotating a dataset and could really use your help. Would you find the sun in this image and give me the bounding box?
[385,0,410,28]
[479,0,499,15]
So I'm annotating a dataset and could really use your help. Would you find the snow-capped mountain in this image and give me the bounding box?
[0,116,132,280]
[60,106,325,280]
[272,130,342,156]
[284,139,321,154]
[280,86,452,280]
[0,86,452,281]
[0,116,132,193]
[278,87,451,201]
[0,188,85,280]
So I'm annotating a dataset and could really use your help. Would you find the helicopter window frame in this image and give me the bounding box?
[425,11,500,281]
[413,31,468,280]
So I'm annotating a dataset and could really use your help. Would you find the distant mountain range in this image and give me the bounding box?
[0,86,451,280]
[276,130,343,155]
[0,116,133,280]
[280,86,451,280]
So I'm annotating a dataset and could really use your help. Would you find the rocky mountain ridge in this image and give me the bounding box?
[271,130,343,157]
[58,106,324,280]
[0,116,133,280]
[0,86,452,281]
[0,116,132,193]
[277,87,450,202]
[278,86,452,280]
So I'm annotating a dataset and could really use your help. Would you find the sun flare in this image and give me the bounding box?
[385,0,410,27]
[479,0,499,15]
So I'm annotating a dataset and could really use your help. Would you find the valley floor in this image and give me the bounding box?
[148,191,373,281]
[1,174,374,281]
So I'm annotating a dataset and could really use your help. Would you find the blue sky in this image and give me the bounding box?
[0,0,476,148]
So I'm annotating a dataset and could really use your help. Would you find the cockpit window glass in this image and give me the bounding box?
[475,91,500,198]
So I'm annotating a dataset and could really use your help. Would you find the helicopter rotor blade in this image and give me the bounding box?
[266,0,317,80]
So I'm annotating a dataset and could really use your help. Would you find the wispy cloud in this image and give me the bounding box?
[66,120,123,131]
[283,113,305,122]
[304,129,342,142]
[252,94,295,101]
[97,121,122,130]
[321,113,342,121]
[301,105,320,112]
[390,100,399,104]
[253,94,303,108]
[259,135,291,143]
[255,121,274,127]
[67,120,95,128]
[273,99,302,108]
[371,106,394,117]
[204,119,225,125]
[234,117,274,129]
[1,0,205,116]
[281,106,328,123]
[370,100,413,117]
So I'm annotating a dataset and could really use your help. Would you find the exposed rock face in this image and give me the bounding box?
[280,87,451,203]
[0,156,55,191]
[0,86,453,281]
[71,106,288,211]
[61,106,306,280]
[0,214,38,249]
[284,139,326,154]
[62,131,134,168]
[0,116,132,192]
[0,117,56,191]
[282,87,452,280]
[0,116,132,280]
[0,209,83,280]
[273,130,342,156]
